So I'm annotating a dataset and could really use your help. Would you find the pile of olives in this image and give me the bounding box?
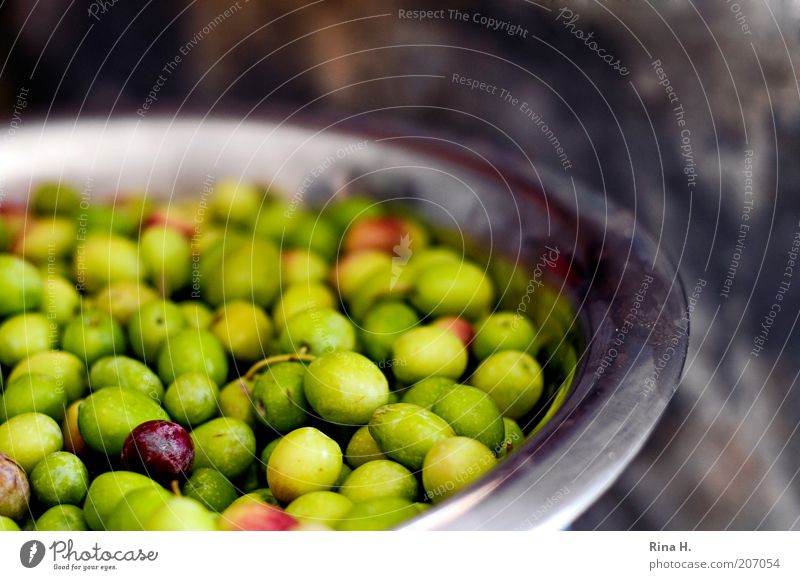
[0,180,569,531]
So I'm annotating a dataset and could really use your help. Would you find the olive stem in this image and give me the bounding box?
[170,480,182,496]
[243,353,317,382]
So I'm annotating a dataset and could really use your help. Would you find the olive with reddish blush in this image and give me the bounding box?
[121,420,194,481]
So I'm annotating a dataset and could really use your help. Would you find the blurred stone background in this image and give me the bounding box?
[1,0,798,529]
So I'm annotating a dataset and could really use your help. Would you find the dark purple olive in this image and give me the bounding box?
[121,420,194,480]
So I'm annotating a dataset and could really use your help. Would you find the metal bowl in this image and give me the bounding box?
[0,117,687,530]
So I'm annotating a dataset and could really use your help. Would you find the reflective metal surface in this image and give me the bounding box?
[0,118,688,530]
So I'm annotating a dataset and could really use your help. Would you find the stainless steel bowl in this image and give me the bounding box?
[0,117,687,530]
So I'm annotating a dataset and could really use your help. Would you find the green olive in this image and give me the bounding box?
[359,301,420,363]
[218,379,257,428]
[0,516,21,531]
[392,326,467,384]
[1,373,68,423]
[31,182,81,216]
[400,377,456,409]
[128,300,188,363]
[368,403,454,471]
[287,213,339,260]
[253,201,304,241]
[157,329,229,386]
[94,281,159,326]
[498,417,525,458]
[280,249,329,287]
[202,239,280,308]
[470,350,544,419]
[182,468,238,513]
[266,427,343,503]
[345,426,386,468]
[272,283,336,330]
[42,275,81,325]
[211,300,273,362]
[180,301,214,330]
[422,436,496,503]
[209,179,263,228]
[105,486,172,531]
[0,255,43,317]
[89,355,165,402]
[61,311,126,367]
[411,260,495,320]
[339,459,418,504]
[190,417,256,479]
[30,451,89,507]
[163,372,220,428]
[252,362,309,433]
[140,225,192,296]
[15,218,76,265]
[406,247,461,280]
[473,312,537,360]
[431,384,505,452]
[279,307,356,356]
[332,251,392,301]
[143,495,218,531]
[36,504,88,531]
[0,413,63,473]
[0,313,57,368]
[304,352,389,425]
[74,234,146,293]
[9,351,88,402]
[347,268,414,321]
[335,496,418,531]
[285,491,353,527]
